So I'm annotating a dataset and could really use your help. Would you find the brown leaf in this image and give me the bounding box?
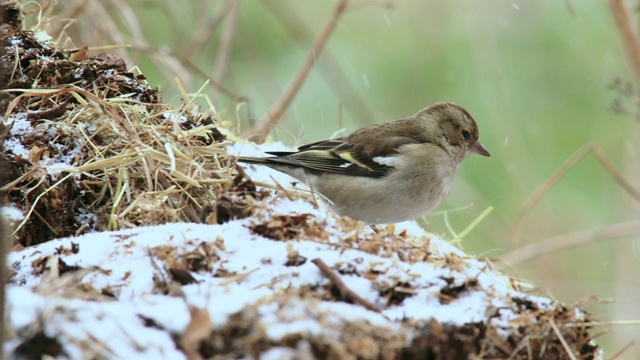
[181,307,212,360]
[169,267,198,285]
[69,46,89,62]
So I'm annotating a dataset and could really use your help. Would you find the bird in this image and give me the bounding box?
[238,102,490,224]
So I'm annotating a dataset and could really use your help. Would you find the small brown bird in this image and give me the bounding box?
[238,102,490,224]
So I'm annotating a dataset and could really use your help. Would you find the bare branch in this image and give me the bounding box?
[607,341,636,360]
[503,220,640,265]
[247,0,349,143]
[211,0,240,102]
[511,142,640,247]
[549,318,578,360]
[186,1,234,61]
[609,0,640,82]
[311,258,382,313]
[263,1,377,126]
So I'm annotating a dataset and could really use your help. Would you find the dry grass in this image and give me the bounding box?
[0,5,258,246]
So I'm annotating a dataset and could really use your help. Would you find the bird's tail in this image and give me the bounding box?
[237,151,297,166]
[236,156,273,165]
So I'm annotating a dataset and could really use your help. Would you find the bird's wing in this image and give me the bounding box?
[264,142,349,174]
[262,132,420,178]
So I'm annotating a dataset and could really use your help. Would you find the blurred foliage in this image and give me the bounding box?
[23,0,640,356]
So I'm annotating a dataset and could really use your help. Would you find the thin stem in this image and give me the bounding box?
[247,0,349,143]
[211,0,240,102]
[609,0,640,82]
[503,220,640,265]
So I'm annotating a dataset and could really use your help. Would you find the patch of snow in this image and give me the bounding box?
[6,116,32,135]
[3,138,29,159]
[1,205,24,222]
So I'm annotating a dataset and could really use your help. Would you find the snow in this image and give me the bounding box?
[6,287,46,329]
[7,115,32,135]
[1,114,89,181]
[3,138,29,159]
[261,347,300,360]
[0,206,24,222]
[34,31,53,43]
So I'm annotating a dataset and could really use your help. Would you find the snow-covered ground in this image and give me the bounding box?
[2,138,600,359]
[5,184,589,359]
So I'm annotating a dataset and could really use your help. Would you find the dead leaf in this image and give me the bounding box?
[181,307,212,360]
[69,46,89,62]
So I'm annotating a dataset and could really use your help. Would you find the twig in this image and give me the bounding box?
[130,43,249,102]
[511,142,640,247]
[263,2,376,126]
[211,0,240,102]
[511,144,590,247]
[503,220,640,265]
[311,258,382,313]
[33,209,59,237]
[563,0,579,20]
[607,341,636,360]
[247,0,350,143]
[609,0,640,82]
[12,173,74,237]
[562,320,640,327]
[590,144,640,202]
[186,0,234,61]
[549,318,578,360]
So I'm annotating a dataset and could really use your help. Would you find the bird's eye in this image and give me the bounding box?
[461,129,470,140]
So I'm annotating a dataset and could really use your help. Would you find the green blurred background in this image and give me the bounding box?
[28,0,640,356]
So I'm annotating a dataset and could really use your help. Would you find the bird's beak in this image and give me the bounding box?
[469,141,491,157]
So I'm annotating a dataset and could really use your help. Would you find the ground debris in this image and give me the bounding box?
[0,20,250,246]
